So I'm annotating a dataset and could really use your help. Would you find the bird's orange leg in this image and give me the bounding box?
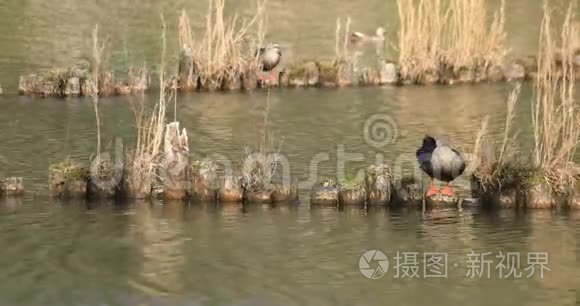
[440,183,453,197]
[426,179,439,198]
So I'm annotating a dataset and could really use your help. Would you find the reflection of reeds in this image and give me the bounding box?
[178,0,266,88]
[532,0,580,194]
[396,0,507,81]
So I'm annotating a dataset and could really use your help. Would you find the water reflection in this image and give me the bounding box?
[129,201,187,297]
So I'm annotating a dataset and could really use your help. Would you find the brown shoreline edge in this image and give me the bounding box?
[13,53,580,98]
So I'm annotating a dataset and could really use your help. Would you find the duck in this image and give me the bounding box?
[416,135,466,198]
[350,27,385,44]
[256,43,282,81]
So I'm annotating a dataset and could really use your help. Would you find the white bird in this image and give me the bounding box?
[350,27,385,44]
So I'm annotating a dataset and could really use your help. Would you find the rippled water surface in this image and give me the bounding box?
[0,0,579,305]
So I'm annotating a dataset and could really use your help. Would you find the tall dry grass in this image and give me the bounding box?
[334,17,351,61]
[397,0,507,81]
[91,25,104,159]
[472,83,522,190]
[178,0,266,87]
[532,0,580,194]
[124,15,169,198]
[242,90,283,192]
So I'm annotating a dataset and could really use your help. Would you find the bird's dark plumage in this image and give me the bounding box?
[416,135,465,182]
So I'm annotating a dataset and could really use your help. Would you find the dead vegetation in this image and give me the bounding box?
[178,0,266,91]
[531,0,580,195]
[396,0,507,83]
[18,24,149,98]
[472,83,525,191]
[241,92,283,192]
[471,0,579,200]
[123,16,169,199]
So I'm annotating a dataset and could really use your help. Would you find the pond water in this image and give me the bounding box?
[0,0,579,305]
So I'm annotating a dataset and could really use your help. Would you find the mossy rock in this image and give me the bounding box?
[470,176,522,208]
[358,68,380,86]
[416,69,439,85]
[287,61,319,87]
[222,72,243,91]
[0,177,24,196]
[425,193,460,207]
[64,77,81,96]
[271,181,298,203]
[472,162,543,193]
[365,164,393,206]
[393,176,423,205]
[310,178,338,206]
[219,175,243,203]
[517,56,538,74]
[338,176,366,206]
[198,75,222,91]
[191,160,218,202]
[338,188,366,206]
[569,183,580,209]
[121,163,153,200]
[241,68,259,91]
[18,66,90,97]
[378,61,399,85]
[87,157,120,199]
[49,160,89,182]
[455,67,475,83]
[317,61,340,87]
[245,189,272,203]
[487,65,505,82]
[524,182,556,209]
[471,162,543,208]
[178,51,199,92]
[501,62,526,81]
[49,159,89,198]
[98,71,116,97]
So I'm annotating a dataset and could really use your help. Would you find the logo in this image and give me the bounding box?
[359,250,389,279]
[363,114,398,149]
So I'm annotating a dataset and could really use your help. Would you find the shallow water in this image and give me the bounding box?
[1,0,580,305]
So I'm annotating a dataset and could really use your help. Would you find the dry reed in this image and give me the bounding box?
[124,15,169,198]
[335,17,351,61]
[532,0,580,194]
[89,24,119,191]
[396,0,507,82]
[242,90,283,192]
[92,25,103,159]
[472,83,523,190]
[178,0,266,88]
